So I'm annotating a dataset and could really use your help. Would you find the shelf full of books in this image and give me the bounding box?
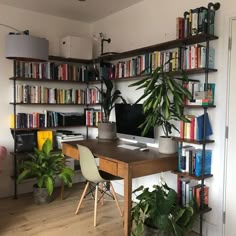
[13,60,89,82]
[178,178,210,212]
[174,3,220,234]
[12,84,101,105]
[10,109,103,130]
[100,44,216,81]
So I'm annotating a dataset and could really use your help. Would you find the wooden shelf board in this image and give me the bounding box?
[172,137,215,144]
[106,67,217,82]
[184,104,216,108]
[95,34,218,61]
[172,170,213,180]
[48,55,91,64]
[10,125,87,131]
[10,149,61,156]
[199,207,212,215]
[10,102,87,106]
[9,77,87,83]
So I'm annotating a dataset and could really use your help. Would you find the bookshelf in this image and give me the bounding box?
[94,3,219,236]
[173,3,220,236]
[9,56,101,198]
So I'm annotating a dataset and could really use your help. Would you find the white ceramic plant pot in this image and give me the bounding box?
[158,136,177,154]
[98,122,117,140]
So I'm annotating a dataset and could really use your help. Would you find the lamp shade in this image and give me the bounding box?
[5,34,49,62]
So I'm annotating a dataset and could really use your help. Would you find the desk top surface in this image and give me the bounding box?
[63,139,177,164]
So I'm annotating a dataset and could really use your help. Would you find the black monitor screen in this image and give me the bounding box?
[115,103,155,143]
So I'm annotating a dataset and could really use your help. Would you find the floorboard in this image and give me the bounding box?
[0,183,199,236]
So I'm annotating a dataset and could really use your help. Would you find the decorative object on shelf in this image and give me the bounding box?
[6,34,48,61]
[17,139,75,204]
[60,36,93,60]
[97,78,126,140]
[99,32,111,55]
[0,145,7,173]
[1,24,48,61]
[131,180,198,236]
[129,61,191,154]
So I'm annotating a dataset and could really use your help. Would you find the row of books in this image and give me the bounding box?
[176,6,215,39]
[101,50,181,81]
[14,61,89,82]
[105,45,215,79]
[108,45,215,80]
[14,85,100,105]
[178,145,212,176]
[180,113,213,141]
[184,82,215,106]
[84,108,102,127]
[178,178,209,208]
[10,111,85,129]
[181,45,215,70]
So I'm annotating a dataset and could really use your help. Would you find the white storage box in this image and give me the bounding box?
[60,36,93,60]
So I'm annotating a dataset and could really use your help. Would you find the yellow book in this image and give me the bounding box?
[10,114,15,128]
[37,130,53,150]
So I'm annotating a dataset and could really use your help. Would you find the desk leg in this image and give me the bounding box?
[123,165,132,236]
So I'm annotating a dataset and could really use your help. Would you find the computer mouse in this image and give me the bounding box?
[139,147,149,151]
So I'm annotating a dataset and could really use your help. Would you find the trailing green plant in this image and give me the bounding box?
[129,61,192,137]
[17,139,75,196]
[96,78,126,122]
[131,181,198,236]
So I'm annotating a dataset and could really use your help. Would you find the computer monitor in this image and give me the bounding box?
[115,103,155,144]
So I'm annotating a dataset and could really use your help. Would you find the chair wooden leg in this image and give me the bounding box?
[110,182,123,217]
[94,184,98,227]
[100,182,104,206]
[75,182,90,215]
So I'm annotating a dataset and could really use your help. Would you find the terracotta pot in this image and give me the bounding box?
[98,122,117,140]
[158,136,177,154]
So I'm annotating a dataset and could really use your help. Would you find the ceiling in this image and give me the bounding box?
[0,0,143,23]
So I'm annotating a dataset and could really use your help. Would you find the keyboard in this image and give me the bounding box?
[117,144,140,150]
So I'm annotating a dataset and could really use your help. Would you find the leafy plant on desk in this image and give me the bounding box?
[129,61,191,138]
[131,181,198,236]
[17,139,75,197]
[96,77,126,140]
[97,78,126,122]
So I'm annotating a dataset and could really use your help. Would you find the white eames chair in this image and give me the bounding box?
[75,144,123,226]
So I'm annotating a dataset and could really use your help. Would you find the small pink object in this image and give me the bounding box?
[0,146,7,172]
[0,146,7,159]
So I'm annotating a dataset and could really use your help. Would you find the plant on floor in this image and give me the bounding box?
[129,60,191,138]
[131,181,198,236]
[17,139,75,196]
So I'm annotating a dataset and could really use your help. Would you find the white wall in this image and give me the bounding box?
[0,5,92,197]
[92,0,232,235]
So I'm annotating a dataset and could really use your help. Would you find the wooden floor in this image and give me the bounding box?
[0,183,199,236]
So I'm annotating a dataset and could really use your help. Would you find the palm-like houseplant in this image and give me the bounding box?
[97,78,126,139]
[17,139,75,204]
[129,61,191,153]
[131,181,198,236]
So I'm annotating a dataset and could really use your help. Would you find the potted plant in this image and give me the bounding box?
[129,61,191,154]
[17,139,75,204]
[131,181,198,236]
[97,78,126,140]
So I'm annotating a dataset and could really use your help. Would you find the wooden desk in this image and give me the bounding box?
[62,139,177,236]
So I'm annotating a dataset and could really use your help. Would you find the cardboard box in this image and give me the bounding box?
[60,36,93,59]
